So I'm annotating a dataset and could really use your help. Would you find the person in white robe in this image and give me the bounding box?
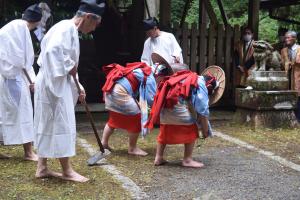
[34,0,105,183]
[0,4,42,160]
[0,111,11,159]
[141,17,183,66]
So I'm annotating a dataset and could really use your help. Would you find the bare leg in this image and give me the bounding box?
[154,143,168,166]
[35,158,62,178]
[23,142,38,161]
[101,123,114,151]
[128,132,148,156]
[59,157,89,183]
[182,142,204,168]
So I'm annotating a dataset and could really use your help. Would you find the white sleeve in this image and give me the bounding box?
[43,33,76,98]
[141,39,151,65]
[170,34,183,63]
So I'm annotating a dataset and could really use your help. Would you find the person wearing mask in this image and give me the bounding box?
[234,27,255,87]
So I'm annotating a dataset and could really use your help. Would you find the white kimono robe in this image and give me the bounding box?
[141,31,183,65]
[34,20,82,158]
[0,19,36,145]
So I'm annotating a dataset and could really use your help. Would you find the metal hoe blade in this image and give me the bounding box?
[87,149,111,166]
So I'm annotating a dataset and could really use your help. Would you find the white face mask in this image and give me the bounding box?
[243,34,252,42]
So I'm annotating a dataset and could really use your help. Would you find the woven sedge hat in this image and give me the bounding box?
[151,52,189,75]
[201,65,226,105]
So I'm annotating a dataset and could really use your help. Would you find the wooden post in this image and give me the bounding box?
[216,24,224,67]
[199,23,207,72]
[159,0,171,30]
[199,0,207,25]
[182,23,189,64]
[232,25,241,105]
[248,0,260,39]
[207,24,215,66]
[173,22,181,46]
[130,0,145,59]
[203,0,218,25]
[190,23,198,72]
[224,24,233,102]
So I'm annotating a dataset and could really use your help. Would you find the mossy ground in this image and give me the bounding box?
[213,111,300,165]
[1,111,299,199]
[0,144,130,200]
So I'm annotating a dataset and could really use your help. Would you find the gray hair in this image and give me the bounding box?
[285,31,297,38]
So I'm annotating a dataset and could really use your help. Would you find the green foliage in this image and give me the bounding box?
[259,13,278,43]
[171,0,300,43]
[171,0,185,24]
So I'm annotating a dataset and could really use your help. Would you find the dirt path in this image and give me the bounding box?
[144,144,300,200]
[78,113,300,200]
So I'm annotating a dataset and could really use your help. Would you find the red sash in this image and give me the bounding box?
[145,70,198,129]
[102,62,152,93]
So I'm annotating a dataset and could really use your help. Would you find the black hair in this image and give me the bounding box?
[203,75,217,95]
[242,26,253,34]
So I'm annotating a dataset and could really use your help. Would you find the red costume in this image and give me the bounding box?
[145,70,201,144]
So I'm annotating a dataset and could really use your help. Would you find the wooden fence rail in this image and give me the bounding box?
[172,22,241,106]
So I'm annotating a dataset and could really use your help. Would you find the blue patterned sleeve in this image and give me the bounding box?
[133,69,157,106]
[191,76,209,117]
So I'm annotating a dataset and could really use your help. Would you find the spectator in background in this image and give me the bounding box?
[234,27,255,87]
[281,31,300,121]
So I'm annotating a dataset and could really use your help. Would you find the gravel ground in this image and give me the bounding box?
[76,111,300,200]
[145,144,300,200]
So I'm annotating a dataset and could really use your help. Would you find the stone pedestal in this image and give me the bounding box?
[234,71,298,129]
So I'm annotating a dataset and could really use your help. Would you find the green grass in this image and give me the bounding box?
[214,121,300,165]
[0,144,130,200]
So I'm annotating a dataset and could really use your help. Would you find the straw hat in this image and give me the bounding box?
[151,53,188,75]
[201,65,226,105]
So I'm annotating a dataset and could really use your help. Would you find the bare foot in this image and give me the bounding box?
[24,152,38,161]
[61,170,89,183]
[0,153,11,159]
[182,159,204,168]
[35,168,62,178]
[128,147,148,156]
[154,158,168,166]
